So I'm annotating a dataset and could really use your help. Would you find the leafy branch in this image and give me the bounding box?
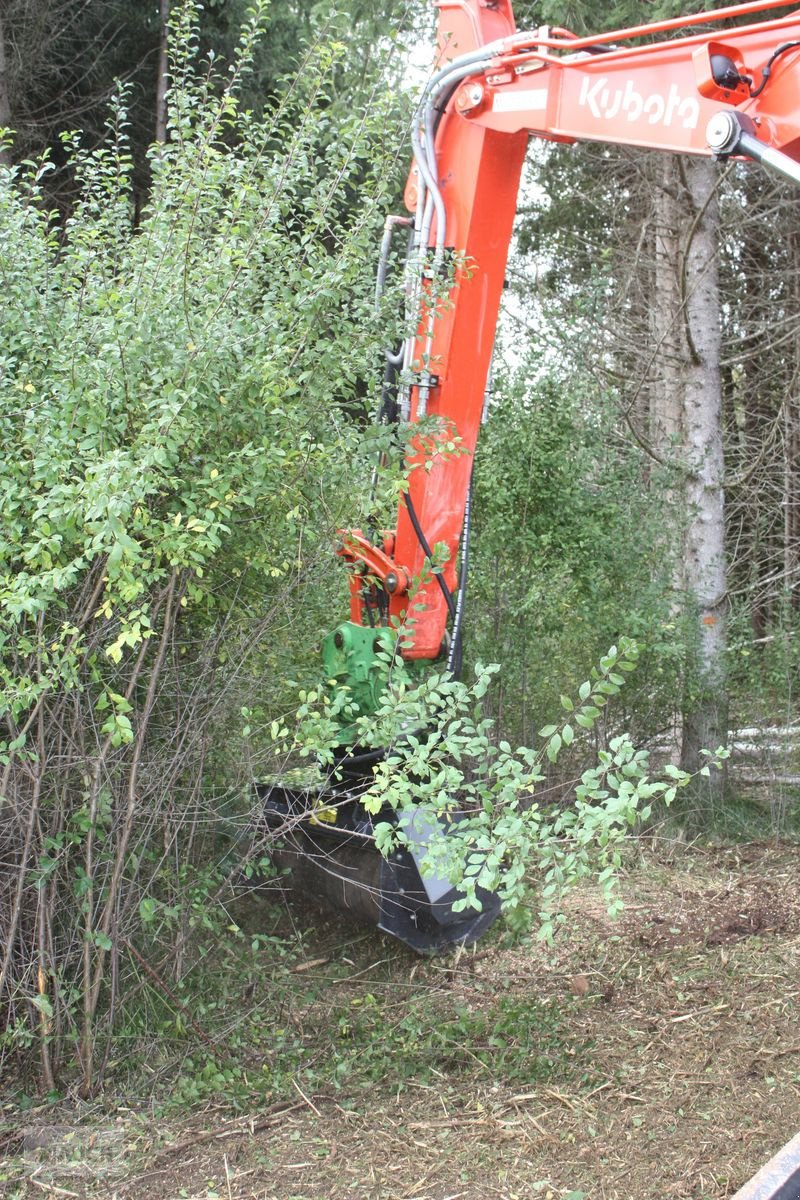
[287,636,729,938]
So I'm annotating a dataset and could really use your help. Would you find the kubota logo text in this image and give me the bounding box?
[579,77,700,130]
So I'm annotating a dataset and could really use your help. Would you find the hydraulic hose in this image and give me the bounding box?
[402,489,457,622]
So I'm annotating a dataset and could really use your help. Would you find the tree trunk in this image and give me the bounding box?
[649,158,684,461]
[155,0,170,145]
[787,389,800,610]
[677,156,728,800]
[787,224,800,612]
[0,13,13,167]
[647,155,727,799]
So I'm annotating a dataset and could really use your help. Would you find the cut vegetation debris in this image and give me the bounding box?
[1,841,798,1200]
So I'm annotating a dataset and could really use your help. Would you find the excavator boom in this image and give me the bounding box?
[262,0,800,952]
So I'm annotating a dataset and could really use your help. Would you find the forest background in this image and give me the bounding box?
[1,0,798,1101]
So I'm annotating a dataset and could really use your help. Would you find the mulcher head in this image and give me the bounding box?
[255,766,501,954]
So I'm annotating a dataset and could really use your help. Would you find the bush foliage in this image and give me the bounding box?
[0,1,402,1094]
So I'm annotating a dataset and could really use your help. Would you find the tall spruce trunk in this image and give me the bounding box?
[677,157,728,798]
[787,225,800,613]
[0,14,13,167]
[155,0,170,145]
[650,156,728,802]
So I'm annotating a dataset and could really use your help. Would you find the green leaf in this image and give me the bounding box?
[663,764,688,781]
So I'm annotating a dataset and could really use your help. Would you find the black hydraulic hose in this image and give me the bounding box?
[750,40,800,97]
[379,353,400,425]
[402,489,457,622]
[430,78,459,138]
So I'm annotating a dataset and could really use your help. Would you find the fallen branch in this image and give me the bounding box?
[121,938,217,1051]
[149,1101,306,1161]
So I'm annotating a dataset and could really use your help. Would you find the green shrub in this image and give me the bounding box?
[0,0,402,1095]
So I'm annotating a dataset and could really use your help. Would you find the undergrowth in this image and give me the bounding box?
[5,906,589,1115]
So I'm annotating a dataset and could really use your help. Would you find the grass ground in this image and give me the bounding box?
[2,839,799,1200]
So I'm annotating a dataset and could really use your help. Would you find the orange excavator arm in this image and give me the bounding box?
[264,1,800,956]
[333,0,800,688]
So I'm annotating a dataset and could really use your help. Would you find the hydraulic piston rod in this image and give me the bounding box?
[706,110,800,185]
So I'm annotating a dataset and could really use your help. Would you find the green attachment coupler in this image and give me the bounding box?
[320,621,399,739]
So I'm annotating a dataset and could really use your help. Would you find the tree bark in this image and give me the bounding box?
[646,155,728,799]
[677,156,728,800]
[787,224,800,612]
[0,13,13,166]
[787,390,800,610]
[649,158,683,461]
[155,0,170,145]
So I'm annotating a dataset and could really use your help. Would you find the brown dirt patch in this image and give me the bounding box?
[2,841,799,1200]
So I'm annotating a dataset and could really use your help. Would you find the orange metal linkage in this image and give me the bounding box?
[341,0,800,661]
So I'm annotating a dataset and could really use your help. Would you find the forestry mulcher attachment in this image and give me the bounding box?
[261,0,800,952]
[257,770,501,954]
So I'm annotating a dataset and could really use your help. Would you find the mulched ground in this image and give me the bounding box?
[2,840,799,1200]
